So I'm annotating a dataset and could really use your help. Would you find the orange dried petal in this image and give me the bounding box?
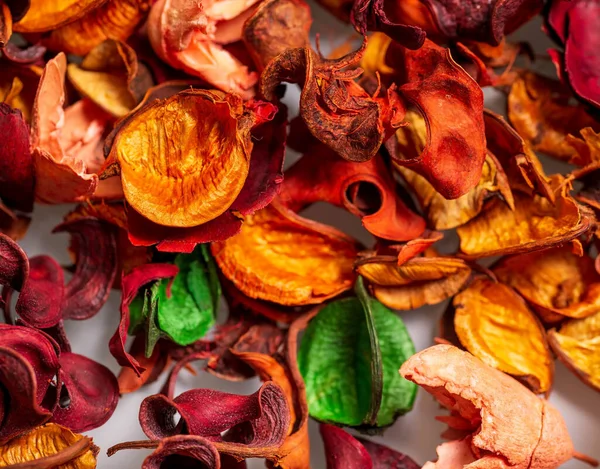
[396,153,514,230]
[356,255,471,310]
[495,246,600,324]
[42,0,151,56]
[211,200,359,306]
[104,89,257,228]
[14,0,107,33]
[452,277,554,394]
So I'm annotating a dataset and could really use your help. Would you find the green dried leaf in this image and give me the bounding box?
[298,278,417,428]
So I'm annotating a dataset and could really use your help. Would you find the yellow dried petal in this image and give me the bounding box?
[211,200,359,306]
[453,277,553,394]
[356,256,471,310]
[549,311,600,392]
[105,90,253,228]
[0,423,97,468]
[14,0,107,33]
[360,32,394,76]
[397,154,514,230]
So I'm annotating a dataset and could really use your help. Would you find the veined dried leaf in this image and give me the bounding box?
[13,0,106,32]
[42,0,151,56]
[103,90,271,228]
[0,423,97,468]
[356,254,471,310]
[495,246,600,324]
[548,311,600,392]
[211,199,359,306]
[457,176,591,258]
[67,40,153,117]
[451,277,554,393]
[401,345,575,469]
[396,153,514,230]
[508,72,599,162]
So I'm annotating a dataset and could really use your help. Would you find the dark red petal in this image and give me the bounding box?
[357,438,421,468]
[320,423,373,469]
[0,233,28,290]
[15,255,64,328]
[52,352,119,432]
[0,104,34,213]
[53,217,118,320]
[109,263,179,375]
[141,435,221,469]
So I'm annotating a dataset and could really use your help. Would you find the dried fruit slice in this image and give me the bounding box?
[451,277,554,394]
[103,90,270,228]
[211,200,359,306]
[548,311,600,392]
[356,254,471,310]
[495,246,600,324]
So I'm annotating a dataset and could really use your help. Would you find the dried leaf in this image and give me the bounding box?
[451,277,554,393]
[0,423,97,468]
[396,153,514,230]
[298,279,416,427]
[548,310,600,392]
[495,246,600,324]
[42,0,151,56]
[280,146,426,241]
[356,254,471,310]
[401,344,576,469]
[211,199,359,306]
[13,0,106,33]
[457,177,592,258]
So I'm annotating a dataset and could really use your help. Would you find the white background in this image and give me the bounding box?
[17,5,600,468]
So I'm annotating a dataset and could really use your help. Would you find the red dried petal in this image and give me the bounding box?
[141,435,220,469]
[320,423,373,469]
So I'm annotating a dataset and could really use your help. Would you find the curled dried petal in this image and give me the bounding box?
[13,0,106,33]
[495,246,600,324]
[401,345,575,469]
[356,254,471,310]
[211,200,359,306]
[141,435,220,469]
[451,277,554,393]
[548,311,600,392]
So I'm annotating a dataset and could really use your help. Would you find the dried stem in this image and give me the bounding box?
[574,451,599,467]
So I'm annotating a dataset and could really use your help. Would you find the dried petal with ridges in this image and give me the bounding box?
[211,200,359,306]
[495,246,600,324]
[401,344,576,469]
[0,423,97,468]
[451,277,554,393]
[548,311,600,392]
[141,435,220,469]
[13,0,106,33]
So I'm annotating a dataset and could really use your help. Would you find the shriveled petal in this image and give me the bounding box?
[13,0,106,33]
[142,435,220,469]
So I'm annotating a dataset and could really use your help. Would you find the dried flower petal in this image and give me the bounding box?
[52,352,119,432]
[42,0,152,56]
[401,344,576,469]
[356,254,471,310]
[0,423,97,468]
[13,0,106,33]
[450,277,554,394]
[280,146,426,241]
[211,200,359,306]
[103,89,274,228]
[141,435,220,469]
[548,311,600,392]
[508,72,599,162]
[495,246,600,324]
[396,153,514,230]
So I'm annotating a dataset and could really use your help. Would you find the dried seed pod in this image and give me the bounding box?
[548,310,600,392]
[401,344,576,469]
[495,246,600,324]
[450,277,554,394]
[211,200,359,306]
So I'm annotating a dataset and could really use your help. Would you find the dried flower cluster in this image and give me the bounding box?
[0,0,599,467]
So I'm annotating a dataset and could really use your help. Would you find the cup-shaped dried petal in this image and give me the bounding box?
[42,0,151,56]
[104,90,263,228]
[0,423,97,468]
[211,200,359,306]
[396,153,514,230]
[401,345,575,469]
[280,147,425,241]
[13,0,106,32]
[548,311,600,392]
[457,177,591,258]
[356,255,471,310]
[495,246,600,324]
[140,435,220,469]
[508,72,599,162]
[451,277,554,394]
